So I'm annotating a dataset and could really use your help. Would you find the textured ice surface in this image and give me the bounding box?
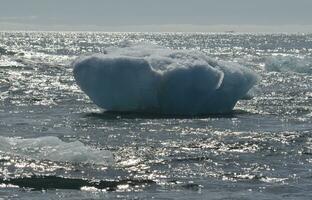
[73,45,258,115]
[0,136,113,165]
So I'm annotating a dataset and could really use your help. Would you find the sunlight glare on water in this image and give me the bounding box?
[0,32,312,199]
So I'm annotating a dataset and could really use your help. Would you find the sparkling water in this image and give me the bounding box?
[0,32,312,199]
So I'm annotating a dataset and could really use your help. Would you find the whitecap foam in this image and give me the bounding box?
[0,136,113,165]
[73,44,259,115]
[265,56,312,73]
[0,57,24,67]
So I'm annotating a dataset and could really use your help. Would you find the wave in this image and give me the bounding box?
[265,56,312,73]
[73,44,258,115]
[0,46,16,56]
[0,136,113,165]
[0,175,155,191]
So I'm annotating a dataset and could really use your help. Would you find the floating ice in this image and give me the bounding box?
[265,56,312,74]
[73,44,258,115]
[0,136,113,165]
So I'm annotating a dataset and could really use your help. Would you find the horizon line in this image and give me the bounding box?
[1,23,312,33]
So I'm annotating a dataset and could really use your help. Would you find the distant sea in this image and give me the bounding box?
[0,32,312,200]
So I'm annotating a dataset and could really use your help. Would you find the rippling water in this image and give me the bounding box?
[0,32,312,199]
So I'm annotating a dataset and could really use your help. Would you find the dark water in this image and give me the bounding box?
[0,32,312,199]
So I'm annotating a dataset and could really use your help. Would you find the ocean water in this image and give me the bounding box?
[0,32,312,200]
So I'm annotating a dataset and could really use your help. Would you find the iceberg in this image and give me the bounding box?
[73,45,258,115]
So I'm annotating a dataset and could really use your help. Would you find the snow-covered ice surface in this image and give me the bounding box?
[0,32,312,200]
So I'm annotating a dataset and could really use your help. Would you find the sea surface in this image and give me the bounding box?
[0,32,312,199]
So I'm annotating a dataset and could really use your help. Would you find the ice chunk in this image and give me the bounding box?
[0,136,113,165]
[73,44,259,115]
[265,56,312,73]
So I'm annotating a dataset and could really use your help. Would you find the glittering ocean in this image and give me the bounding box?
[0,32,312,200]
